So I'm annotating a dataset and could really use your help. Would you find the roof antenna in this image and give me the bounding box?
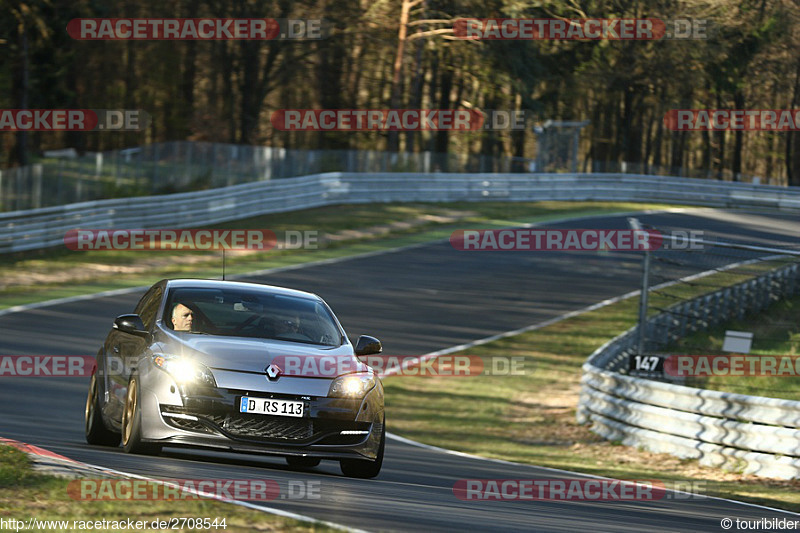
[222,249,226,280]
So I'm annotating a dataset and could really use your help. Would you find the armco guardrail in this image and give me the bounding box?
[577,262,800,479]
[2,171,800,253]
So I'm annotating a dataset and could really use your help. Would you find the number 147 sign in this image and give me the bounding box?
[628,353,665,377]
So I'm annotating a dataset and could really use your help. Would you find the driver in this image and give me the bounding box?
[171,303,194,331]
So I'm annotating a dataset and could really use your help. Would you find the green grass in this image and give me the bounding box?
[0,201,674,310]
[669,292,800,399]
[384,263,800,511]
[0,445,338,532]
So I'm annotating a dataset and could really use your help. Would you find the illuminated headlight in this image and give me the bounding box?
[328,373,376,398]
[152,354,217,388]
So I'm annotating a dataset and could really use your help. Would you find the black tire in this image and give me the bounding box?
[121,377,162,455]
[285,456,322,468]
[85,373,121,447]
[340,421,385,479]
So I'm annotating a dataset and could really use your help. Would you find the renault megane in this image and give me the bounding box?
[84,278,385,478]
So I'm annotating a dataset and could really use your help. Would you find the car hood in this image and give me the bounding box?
[159,334,362,374]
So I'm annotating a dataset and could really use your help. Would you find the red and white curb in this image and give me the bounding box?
[0,437,366,533]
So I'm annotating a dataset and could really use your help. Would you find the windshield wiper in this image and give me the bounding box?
[271,335,337,346]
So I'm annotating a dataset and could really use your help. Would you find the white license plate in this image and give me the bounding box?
[239,397,304,418]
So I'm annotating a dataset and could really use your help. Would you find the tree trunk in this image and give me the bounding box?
[387,0,418,152]
[787,56,800,186]
[732,90,744,181]
[405,36,425,153]
[643,108,654,174]
[317,32,347,149]
[179,42,196,138]
[701,128,711,178]
[14,26,29,167]
[434,53,453,167]
[714,93,726,180]
[511,92,525,171]
[238,41,260,145]
[218,42,236,143]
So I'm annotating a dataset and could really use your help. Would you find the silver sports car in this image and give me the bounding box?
[85,278,385,478]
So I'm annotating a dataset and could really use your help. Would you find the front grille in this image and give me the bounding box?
[166,416,214,434]
[207,413,313,440]
[161,404,371,444]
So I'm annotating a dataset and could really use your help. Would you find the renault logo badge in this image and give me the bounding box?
[266,364,281,380]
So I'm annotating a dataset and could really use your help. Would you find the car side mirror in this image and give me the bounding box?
[355,335,382,356]
[113,314,148,337]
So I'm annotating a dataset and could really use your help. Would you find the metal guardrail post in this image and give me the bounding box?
[628,217,651,356]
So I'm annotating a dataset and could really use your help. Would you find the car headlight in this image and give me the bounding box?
[328,373,376,398]
[152,354,217,388]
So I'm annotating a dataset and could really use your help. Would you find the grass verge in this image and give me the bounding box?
[670,292,800,400]
[384,267,800,511]
[0,201,674,310]
[0,445,338,532]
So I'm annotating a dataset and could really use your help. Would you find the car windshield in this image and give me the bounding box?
[164,287,342,346]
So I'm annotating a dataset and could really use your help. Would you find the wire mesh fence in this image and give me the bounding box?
[2,133,781,212]
[0,142,538,212]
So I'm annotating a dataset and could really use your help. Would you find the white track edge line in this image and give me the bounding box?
[385,433,800,516]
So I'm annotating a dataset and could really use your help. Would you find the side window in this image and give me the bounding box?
[137,287,163,330]
[133,287,154,315]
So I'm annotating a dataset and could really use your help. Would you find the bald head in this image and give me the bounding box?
[171,303,193,331]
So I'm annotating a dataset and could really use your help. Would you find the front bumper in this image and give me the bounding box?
[137,363,384,460]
